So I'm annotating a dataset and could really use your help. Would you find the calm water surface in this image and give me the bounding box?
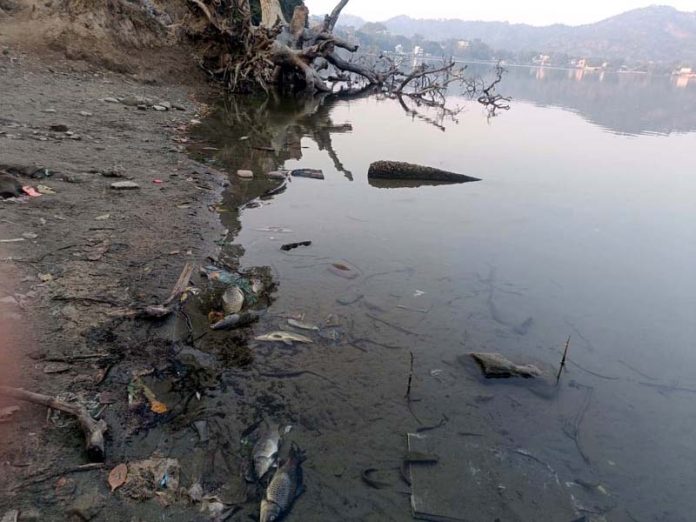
[192,67,696,521]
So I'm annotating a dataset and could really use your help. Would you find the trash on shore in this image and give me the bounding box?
[291,168,324,180]
[210,311,261,331]
[22,186,42,197]
[200,265,240,286]
[127,377,168,414]
[367,161,480,184]
[120,456,180,502]
[470,352,542,379]
[260,444,305,522]
[281,241,312,251]
[221,286,245,314]
[0,174,24,199]
[255,331,313,345]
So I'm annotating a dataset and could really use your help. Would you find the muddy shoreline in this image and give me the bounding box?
[0,46,249,519]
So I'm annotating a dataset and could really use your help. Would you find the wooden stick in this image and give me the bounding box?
[405,352,415,400]
[0,386,107,462]
[163,262,195,306]
[556,336,571,383]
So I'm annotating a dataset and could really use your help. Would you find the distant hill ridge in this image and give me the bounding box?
[336,6,696,63]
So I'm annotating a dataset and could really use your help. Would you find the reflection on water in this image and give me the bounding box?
[489,65,696,136]
[190,70,696,521]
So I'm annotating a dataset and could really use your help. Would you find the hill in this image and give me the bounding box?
[351,6,696,64]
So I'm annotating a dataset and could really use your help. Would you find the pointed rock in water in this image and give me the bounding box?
[470,352,541,379]
[368,161,480,184]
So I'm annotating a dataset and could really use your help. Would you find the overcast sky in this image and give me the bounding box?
[304,0,696,26]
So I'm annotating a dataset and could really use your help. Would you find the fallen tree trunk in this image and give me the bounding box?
[367,161,480,184]
[0,386,107,462]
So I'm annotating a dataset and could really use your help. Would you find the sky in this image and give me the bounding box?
[304,0,696,26]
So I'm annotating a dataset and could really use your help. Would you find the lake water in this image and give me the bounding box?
[189,67,696,521]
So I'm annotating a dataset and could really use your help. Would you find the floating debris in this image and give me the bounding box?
[281,241,312,251]
[288,318,320,331]
[255,331,313,346]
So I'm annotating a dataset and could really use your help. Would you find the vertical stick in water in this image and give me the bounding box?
[405,351,415,399]
[556,336,571,384]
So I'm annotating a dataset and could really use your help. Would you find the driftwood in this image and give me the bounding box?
[368,161,480,184]
[113,262,194,319]
[0,386,107,462]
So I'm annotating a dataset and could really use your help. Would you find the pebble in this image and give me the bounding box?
[43,363,72,374]
[42,109,56,113]
[110,181,140,190]
[137,104,148,111]
[101,97,119,103]
[49,124,69,132]
[267,171,288,180]
[237,170,254,179]
[152,105,167,111]
[95,214,110,221]
[172,102,186,111]
[79,111,93,117]
[22,232,38,239]
[159,101,172,110]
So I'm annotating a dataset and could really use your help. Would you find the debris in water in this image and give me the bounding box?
[291,168,324,180]
[281,241,312,251]
[120,456,180,502]
[255,331,313,346]
[260,444,305,522]
[128,377,168,414]
[470,352,542,379]
[288,318,319,331]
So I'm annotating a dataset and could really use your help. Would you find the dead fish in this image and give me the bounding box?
[260,444,305,522]
[255,331,313,346]
[211,311,260,331]
[287,319,319,331]
[252,420,292,481]
[222,286,245,314]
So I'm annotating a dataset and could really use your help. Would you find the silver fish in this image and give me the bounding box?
[260,445,305,522]
[211,311,260,331]
[249,420,292,480]
[287,319,319,332]
[255,331,313,346]
[222,286,245,314]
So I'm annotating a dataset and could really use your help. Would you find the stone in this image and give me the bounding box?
[1,510,18,522]
[101,97,119,103]
[110,181,140,190]
[470,352,541,379]
[152,105,167,112]
[49,124,69,132]
[68,493,105,521]
[136,105,147,111]
[79,111,93,117]
[267,171,288,180]
[171,102,186,111]
[237,169,254,179]
[42,109,57,113]
[158,101,172,110]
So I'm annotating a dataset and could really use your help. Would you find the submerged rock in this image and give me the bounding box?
[368,161,480,184]
[470,352,541,379]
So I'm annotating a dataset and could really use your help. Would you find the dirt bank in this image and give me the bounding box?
[0,9,242,518]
